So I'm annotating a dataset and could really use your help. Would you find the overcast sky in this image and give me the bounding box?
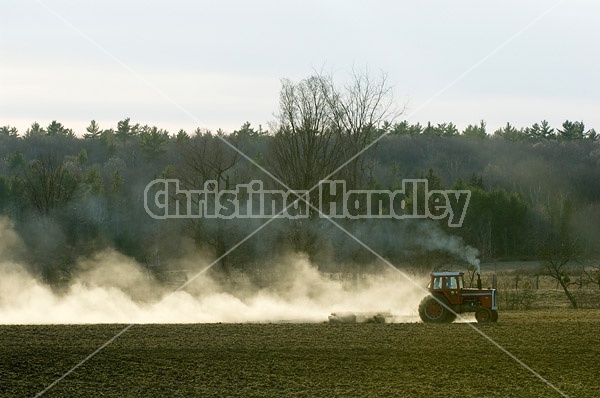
[1,0,598,135]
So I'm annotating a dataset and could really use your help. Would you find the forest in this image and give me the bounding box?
[1,74,599,290]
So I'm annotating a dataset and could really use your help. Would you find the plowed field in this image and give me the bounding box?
[2,310,599,397]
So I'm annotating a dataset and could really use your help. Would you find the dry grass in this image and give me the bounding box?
[1,309,599,397]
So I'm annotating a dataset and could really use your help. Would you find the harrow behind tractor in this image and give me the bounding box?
[419,271,498,323]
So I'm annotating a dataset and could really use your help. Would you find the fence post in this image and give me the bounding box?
[536,274,539,290]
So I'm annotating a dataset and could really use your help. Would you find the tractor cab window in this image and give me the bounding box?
[432,277,443,290]
[445,276,458,290]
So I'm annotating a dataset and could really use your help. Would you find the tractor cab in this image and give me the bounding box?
[427,271,464,305]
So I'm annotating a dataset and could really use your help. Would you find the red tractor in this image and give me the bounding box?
[418,271,498,323]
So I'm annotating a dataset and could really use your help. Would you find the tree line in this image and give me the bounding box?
[1,72,599,294]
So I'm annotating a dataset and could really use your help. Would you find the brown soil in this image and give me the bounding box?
[1,309,599,397]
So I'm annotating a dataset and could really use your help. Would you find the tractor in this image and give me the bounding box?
[418,271,498,323]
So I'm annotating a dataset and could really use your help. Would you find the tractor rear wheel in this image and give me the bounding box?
[475,307,492,323]
[491,310,499,322]
[419,295,450,323]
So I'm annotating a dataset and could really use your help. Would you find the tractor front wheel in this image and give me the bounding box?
[475,307,492,323]
[419,295,450,323]
[491,310,499,322]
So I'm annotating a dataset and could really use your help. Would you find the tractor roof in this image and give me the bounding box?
[431,271,463,277]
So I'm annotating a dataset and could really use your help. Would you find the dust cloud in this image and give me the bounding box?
[0,219,428,324]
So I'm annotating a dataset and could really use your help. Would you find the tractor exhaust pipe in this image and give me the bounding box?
[477,273,482,289]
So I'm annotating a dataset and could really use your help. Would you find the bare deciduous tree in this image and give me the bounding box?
[180,130,240,190]
[539,200,581,308]
[322,70,398,188]
[269,71,399,254]
[176,131,242,275]
[22,155,80,215]
[540,237,580,308]
[270,76,343,195]
[270,70,399,204]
